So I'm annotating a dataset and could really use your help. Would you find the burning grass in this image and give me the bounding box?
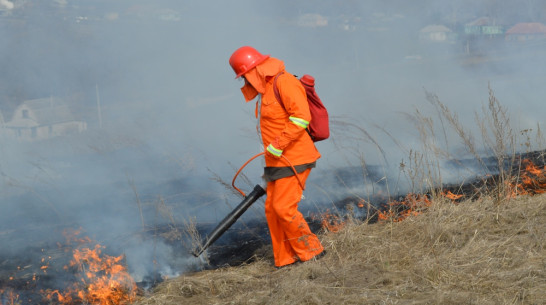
[42,243,137,305]
[4,85,541,304]
[40,230,138,305]
[132,191,546,305]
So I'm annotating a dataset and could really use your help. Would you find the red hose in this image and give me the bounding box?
[232,152,305,197]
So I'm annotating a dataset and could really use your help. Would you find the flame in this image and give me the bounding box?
[311,209,346,233]
[62,228,92,245]
[507,159,546,198]
[524,159,543,176]
[378,193,431,222]
[357,199,367,208]
[42,230,137,305]
[442,190,463,202]
[376,159,546,222]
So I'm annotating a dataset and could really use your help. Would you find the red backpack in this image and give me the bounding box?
[273,72,330,142]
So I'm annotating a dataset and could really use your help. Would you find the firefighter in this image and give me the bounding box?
[229,46,325,267]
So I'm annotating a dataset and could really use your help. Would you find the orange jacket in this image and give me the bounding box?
[242,57,321,167]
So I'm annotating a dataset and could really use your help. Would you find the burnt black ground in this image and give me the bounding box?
[2,149,546,304]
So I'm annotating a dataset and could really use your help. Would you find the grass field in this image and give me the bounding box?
[131,77,546,305]
[132,189,545,305]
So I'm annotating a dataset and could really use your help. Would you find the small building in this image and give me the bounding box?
[505,22,546,41]
[464,17,504,36]
[3,97,87,141]
[419,25,456,42]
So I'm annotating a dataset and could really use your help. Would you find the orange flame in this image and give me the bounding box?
[524,160,543,176]
[43,230,137,305]
[442,190,463,202]
[356,199,368,208]
[62,228,92,245]
[378,193,431,222]
[507,159,546,198]
[312,209,346,233]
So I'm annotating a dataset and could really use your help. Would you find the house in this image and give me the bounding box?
[464,17,504,36]
[3,97,87,141]
[419,25,456,42]
[465,17,489,35]
[505,22,546,41]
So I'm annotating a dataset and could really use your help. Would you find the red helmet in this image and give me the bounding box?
[229,46,270,78]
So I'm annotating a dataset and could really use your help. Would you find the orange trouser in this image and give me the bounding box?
[265,168,324,267]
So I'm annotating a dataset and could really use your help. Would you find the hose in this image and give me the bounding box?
[231,152,305,197]
[191,153,305,257]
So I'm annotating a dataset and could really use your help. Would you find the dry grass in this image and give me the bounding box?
[130,88,546,304]
[132,193,546,305]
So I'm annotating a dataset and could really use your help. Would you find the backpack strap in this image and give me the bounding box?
[272,71,285,110]
[272,71,314,139]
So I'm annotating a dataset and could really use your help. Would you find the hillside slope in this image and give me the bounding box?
[133,194,546,305]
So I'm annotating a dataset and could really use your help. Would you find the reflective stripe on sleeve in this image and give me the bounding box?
[266,144,283,157]
[289,116,309,129]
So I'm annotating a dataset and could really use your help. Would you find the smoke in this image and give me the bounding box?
[1,0,546,295]
[0,0,14,10]
[54,0,67,8]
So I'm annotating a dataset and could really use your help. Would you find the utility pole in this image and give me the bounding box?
[96,84,102,129]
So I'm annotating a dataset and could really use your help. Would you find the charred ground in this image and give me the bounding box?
[129,150,546,304]
[133,183,546,305]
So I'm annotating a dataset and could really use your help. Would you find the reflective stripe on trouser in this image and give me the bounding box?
[265,168,324,267]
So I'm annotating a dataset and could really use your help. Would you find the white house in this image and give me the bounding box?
[3,97,87,141]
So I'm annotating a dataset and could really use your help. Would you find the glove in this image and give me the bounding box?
[266,138,283,158]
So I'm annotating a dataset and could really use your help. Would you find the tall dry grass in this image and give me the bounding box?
[133,194,546,305]
[132,88,546,304]
[414,85,520,201]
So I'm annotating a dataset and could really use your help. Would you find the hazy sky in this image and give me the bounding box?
[1,0,545,280]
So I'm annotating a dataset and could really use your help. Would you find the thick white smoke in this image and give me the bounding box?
[0,0,14,10]
[1,1,546,298]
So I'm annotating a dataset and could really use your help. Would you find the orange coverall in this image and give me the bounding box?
[241,57,324,267]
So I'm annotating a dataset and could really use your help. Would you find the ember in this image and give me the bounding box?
[0,288,20,305]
